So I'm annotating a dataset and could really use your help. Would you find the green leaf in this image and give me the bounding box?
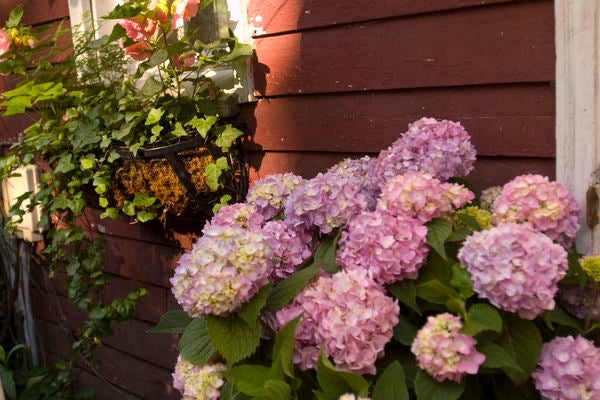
[271,315,301,379]
[393,314,418,346]
[0,366,16,400]
[171,122,188,137]
[264,260,320,312]
[107,22,127,42]
[186,115,217,138]
[147,310,192,334]
[541,304,579,330]
[414,370,465,400]
[132,193,156,207]
[219,382,248,400]
[145,108,165,125]
[372,361,409,400]
[100,207,119,219]
[215,124,243,149]
[179,318,216,364]
[122,201,135,216]
[260,379,292,400]
[456,213,482,232]
[416,279,459,305]
[449,264,474,299]
[54,154,75,174]
[426,218,453,259]
[112,120,135,140]
[206,313,260,366]
[228,365,270,396]
[446,227,471,242]
[137,209,156,222]
[204,157,229,191]
[387,279,421,315]
[146,49,168,68]
[238,284,272,327]
[477,341,522,372]
[314,230,341,273]
[498,313,542,385]
[103,1,147,18]
[460,303,502,336]
[212,194,232,214]
[80,158,94,170]
[6,5,24,28]
[140,77,163,98]
[316,352,370,398]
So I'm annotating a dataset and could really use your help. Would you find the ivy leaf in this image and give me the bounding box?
[460,303,502,336]
[372,361,409,400]
[387,279,421,315]
[264,260,320,312]
[204,157,229,191]
[179,318,216,364]
[426,218,453,259]
[215,125,243,149]
[122,201,135,216]
[314,230,341,273]
[54,154,75,173]
[171,122,188,137]
[414,370,465,400]
[477,341,523,372]
[498,313,542,385]
[6,5,23,28]
[393,314,418,346]
[316,352,370,398]
[112,120,135,141]
[80,158,94,170]
[98,197,108,208]
[132,193,156,207]
[140,77,163,98]
[186,115,217,138]
[136,210,155,223]
[147,310,192,333]
[206,312,260,366]
[228,365,270,396]
[145,108,165,125]
[212,194,232,214]
[100,207,119,219]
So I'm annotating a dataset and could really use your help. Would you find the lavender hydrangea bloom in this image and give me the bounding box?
[493,174,581,247]
[479,186,503,212]
[559,284,600,321]
[172,357,226,400]
[458,224,568,319]
[533,336,600,400]
[327,156,380,210]
[170,225,272,317]
[274,269,399,374]
[337,210,428,284]
[284,172,368,234]
[205,203,264,231]
[372,117,476,187]
[377,172,474,223]
[246,173,304,220]
[411,313,485,382]
[263,220,313,282]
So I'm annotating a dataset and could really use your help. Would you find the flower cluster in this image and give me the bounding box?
[492,174,581,247]
[205,203,264,231]
[172,357,226,400]
[284,173,367,234]
[263,220,312,282]
[532,336,600,400]
[274,269,399,374]
[411,313,485,382]
[377,172,474,223]
[479,186,502,212]
[336,210,428,284]
[559,284,600,321]
[246,172,304,220]
[372,117,476,187]
[170,225,271,317]
[327,156,380,209]
[454,206,492,230]
[458,223,568,319]
[581,255,600,282]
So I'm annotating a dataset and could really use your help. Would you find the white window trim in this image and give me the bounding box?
[556,0,600,253]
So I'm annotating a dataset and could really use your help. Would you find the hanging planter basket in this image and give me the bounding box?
[108,136,247,219]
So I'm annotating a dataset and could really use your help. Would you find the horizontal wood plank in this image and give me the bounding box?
[0,0,69,26]
[241,84,555,156]
[248,0,518,37]
[253,1,554,96]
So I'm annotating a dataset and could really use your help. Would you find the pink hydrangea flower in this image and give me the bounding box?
[246,173,304,220]
[377,171,474,223]
[274,269,399,374]
[327,156,380,210]
[372,117,476,187]
[170,225,271,316]
[337,210,428,284]
[171,0,201,30]
[411,313,485,383]
[172,356,226,400]
[559,284,600,321]
[205,203,264,231]
[172,53,196,69]
[120,40,153,61]
[118,16,157,42]
[458,223,569,319]
[284,173,367,234]
[533,335,600,400]
[0,30,10,56]
[263,220,312,282]
[493,174,581,247]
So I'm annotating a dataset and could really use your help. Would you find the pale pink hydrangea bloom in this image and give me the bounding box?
[0,30,10,56]
[458,223,569,319]
[118,16,157,42]
[172,356,226,400]
[263,220,312,282]
[559,284,600,321]
[284,173,367,234]
[171,0,201,30]
[205,203,264,231]
[411,313,485,383]
[479,186,503,212]
[170,225,271,316]
[246,173,304,220]
[533,336,600,400]
[377,171,474,223]
[338,394,371,400]
[327,156,380,210]
[493,174,581,247]
[274,269,399,374]
[372,117,476,187]
[337,210,428,284]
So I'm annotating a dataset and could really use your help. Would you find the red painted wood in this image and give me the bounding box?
[253,1,554,96]
[0,0,69,26]
[248,0,518,37]
[241,84,555,157]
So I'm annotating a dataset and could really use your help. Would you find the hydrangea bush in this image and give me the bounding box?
[150,117,600,400]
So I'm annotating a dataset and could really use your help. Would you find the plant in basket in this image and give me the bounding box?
[150,117,600,399]
[0,0,250,365]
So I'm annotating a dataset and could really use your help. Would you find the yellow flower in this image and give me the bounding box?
[454,206,492,230]
[580,255,600,282]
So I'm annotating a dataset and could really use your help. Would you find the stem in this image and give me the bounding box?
[160,26,181,97]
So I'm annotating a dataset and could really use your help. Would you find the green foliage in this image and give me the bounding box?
[414,370,465,400]
[372,362,409,400]
[147,310,193,333]
[179,318,216,364]
[315,353,370,399]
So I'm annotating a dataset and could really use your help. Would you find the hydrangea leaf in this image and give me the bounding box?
[372,361,409,400]
[147,310,192,333]
[270,314,301,379]
[387,279,421,315]
[260,379,292,400]
[426,218,453,259]
[228,365,270,396]
[414,370,465,400]
[314,229,341,273]
[206,313,260,366]
[456,213,482,232]
[263,260,319,312]
[498,314,542,385]
[393,314,418,346]
[316,352,370,398]
[540,305,579,330]
[449,264,474,299]
[219,382,249,400]
[237,284,272,327]
[415,279,459,306]
[178,318,216,364]
[460,303,502,336]
[477,341,522,372]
